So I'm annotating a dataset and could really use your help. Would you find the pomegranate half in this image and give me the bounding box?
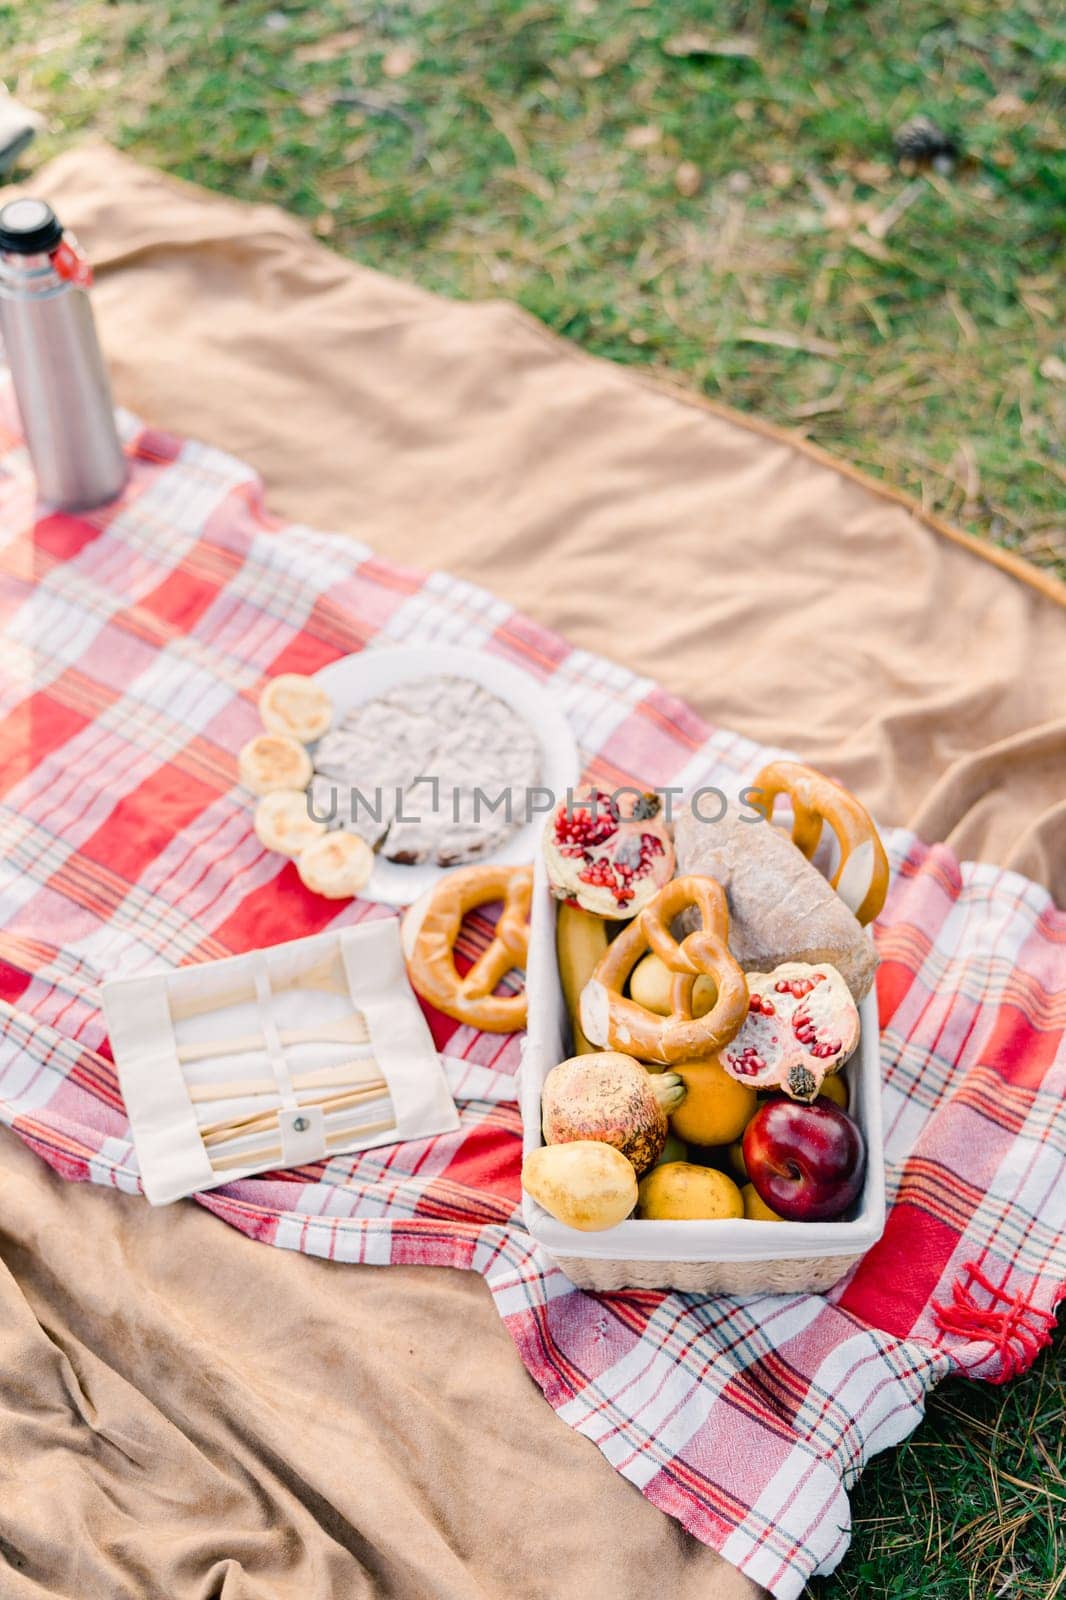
[543,785,675,918]
[722,961,860,1102]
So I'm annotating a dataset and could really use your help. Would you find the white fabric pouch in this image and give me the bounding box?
[102,919,458,1205]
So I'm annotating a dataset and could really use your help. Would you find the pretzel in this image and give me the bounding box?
[401,863,533,1033]
[579,875,748,1065]
[751,760,889,925]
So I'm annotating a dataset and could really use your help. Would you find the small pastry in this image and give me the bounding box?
[296,832,374,899]
[238,733,313,797]
[721,961,860,1102]
[543,786,674,919]
[258,674,333,743]
[254,790,327,858]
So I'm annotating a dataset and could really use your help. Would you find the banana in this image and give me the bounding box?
[296,831,374,899]
[238,733,313,796]
[556,901,609,1055]
[254,790,326,858]
[258,674,333,743]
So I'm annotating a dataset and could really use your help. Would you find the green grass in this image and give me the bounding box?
[817,1325,1065,1598]
[2,3,1064,1594]
[4,0,1063,571]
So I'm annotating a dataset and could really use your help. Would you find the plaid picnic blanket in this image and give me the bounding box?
[1,388,1063,1599]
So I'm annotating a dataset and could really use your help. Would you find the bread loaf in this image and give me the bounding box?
[673,806,878,1000]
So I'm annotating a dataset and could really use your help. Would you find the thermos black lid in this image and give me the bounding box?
[0,197,63,254]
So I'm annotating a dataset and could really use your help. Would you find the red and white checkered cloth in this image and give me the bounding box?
[1,389,1063,1597]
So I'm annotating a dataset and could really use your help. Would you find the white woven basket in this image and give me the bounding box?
[519,858,886,1295]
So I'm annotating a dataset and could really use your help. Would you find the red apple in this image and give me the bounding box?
[742,1097,865,1222]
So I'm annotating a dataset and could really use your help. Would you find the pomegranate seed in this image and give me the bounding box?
[553,791,619,851]
[726,1045,767,1077]
[571,817,666,908]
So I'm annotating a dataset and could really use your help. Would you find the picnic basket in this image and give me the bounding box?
[519,858,886,1294]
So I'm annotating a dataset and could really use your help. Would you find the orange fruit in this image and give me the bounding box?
[742,1182,786,1222]
[638,1163,744,1221]
[668,1055,757,1146]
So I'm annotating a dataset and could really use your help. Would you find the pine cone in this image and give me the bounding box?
[893,115,958,173]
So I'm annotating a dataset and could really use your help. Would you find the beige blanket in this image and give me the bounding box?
[0,144,1062,1600]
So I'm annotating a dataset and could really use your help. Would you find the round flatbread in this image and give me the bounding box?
[254,790,326,858]
[238,733,313,796]
[259,674,333,743]
[296,832,374,899]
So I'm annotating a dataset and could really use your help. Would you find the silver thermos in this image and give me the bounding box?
[0,196,127,510]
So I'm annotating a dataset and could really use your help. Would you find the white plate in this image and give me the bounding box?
[312,645,580,906]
